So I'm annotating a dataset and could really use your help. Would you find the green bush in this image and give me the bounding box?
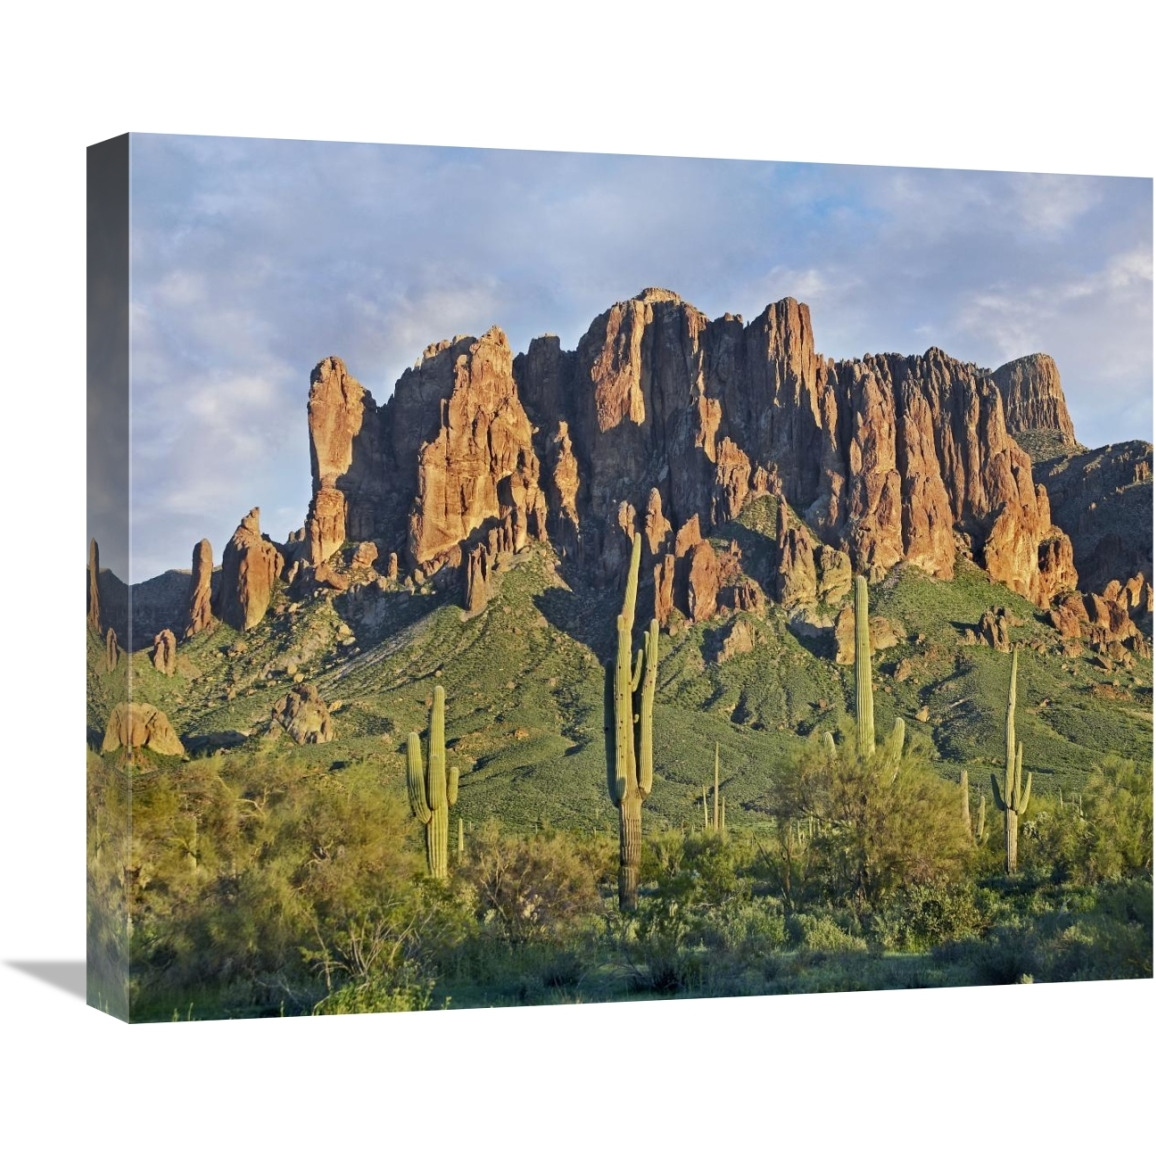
[872,883,986,951]
[788,912,869,954]
[313,967,434,1014]
[1024,757,1153,884]
[459,822,608,946]
[767,734,973,910]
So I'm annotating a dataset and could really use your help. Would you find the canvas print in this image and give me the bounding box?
[87,135,1153,1022]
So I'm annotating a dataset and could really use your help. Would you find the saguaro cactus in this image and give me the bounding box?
[406,685,459,880]
[604,532,658,911]
[851,574,904,765]
[713,743,721,832]
[992,647,1031,873]
[853,575,876,757]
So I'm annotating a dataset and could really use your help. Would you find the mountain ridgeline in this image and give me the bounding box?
[287,287,1150,627]
[90,288,1152,652]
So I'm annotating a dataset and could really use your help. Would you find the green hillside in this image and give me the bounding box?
[100,508,1151,831]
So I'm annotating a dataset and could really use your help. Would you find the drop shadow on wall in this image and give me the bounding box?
[6,960,87,1001]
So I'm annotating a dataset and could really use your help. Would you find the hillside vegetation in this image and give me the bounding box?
[88,515,1153,1020]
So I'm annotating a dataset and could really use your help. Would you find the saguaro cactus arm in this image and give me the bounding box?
[1005,647,1018,795]
[406,733,431,824]
[1016,743,1032,813]
[713,742,720,832]
[605,662,624,804]
[636,618,658,799]
[882,717,905,767]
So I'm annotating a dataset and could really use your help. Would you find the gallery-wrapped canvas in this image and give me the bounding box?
[87,134,1153,1022]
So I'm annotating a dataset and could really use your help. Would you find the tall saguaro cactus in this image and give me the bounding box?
[850,574,905,768]
[991,647,1031,874]
[406,685,459,880]
[713,743,721,832]
[605,532,658,911]
[853,575,876,757]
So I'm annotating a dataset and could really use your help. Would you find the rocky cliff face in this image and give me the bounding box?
[294,288,1082,617]
[992,353,1079,461]
[1034,440,1153,591]
[303,331,548,582]
[515,291,1073,607]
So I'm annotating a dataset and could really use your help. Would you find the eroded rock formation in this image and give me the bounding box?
[151,629,177,676]
[155,288,1107,635]
[463,544,492,612]
[87,538,101,632]
[185,538,214,638]
[102,702,185,757]
[216,509,284,632]
[1035,441,1153,593]
[833,604,904,664]
[992,353,1079,459]
[269,684,334,745]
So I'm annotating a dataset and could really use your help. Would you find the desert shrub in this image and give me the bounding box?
[788,911,870,954]
[622,900,706,995]
[872,882,986,951]
[767,734,973,910]
[1024,757,1153,885]
[126,752,438,1018]
[313,964,435,1015]
[701,898,789,957]
[930,878,1152,985]
[643,829,755,908]
[938,920,1041,984]
[459,822,606,946]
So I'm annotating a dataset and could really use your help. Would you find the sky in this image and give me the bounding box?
[124,134,1153,581]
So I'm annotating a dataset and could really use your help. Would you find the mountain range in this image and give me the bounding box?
[86,288,1153,827]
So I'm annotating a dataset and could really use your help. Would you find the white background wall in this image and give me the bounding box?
[0,3,1150,1151]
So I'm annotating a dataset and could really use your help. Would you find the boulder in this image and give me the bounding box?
[351,541,379,571]
[717,618,757,663]
[102,702,185,757]
[269,684,334,745]
[977,609,1012,653]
